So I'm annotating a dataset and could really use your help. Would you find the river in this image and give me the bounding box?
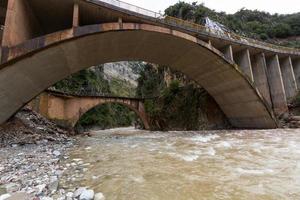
[59,127,300,199]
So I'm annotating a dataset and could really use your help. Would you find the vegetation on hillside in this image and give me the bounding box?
[136,65,229,130]
[165,2,300,47]
[76,104,136,130]
[53,65,139,130]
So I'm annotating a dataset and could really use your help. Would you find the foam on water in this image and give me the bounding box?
[189,134,220,143]
[206,147,216,156]
[181,154,199,162]
[236,167,274,175]
[216,141,232,148]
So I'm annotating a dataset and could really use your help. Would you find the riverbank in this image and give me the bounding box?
[0,109,106,200]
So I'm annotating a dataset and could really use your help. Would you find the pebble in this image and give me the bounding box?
[0,194,11,200]
[73,187,87,198]
[79,189,94,200]
[6,192,33,200]
[0,138,74,199]
[53,150,61,157]
[94,192,105,200]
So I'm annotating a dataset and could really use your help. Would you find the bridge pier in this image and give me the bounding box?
[266,55,288,114]
[292,59,300,89]
[221,45,234,61]
[73,2,80,27]
[2,0,42,47]
[279,56,298,101]
[251,53,272,107]
[234,49,254,82]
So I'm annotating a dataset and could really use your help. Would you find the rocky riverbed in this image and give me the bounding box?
[0,138,105,200]
[0,109,105,200]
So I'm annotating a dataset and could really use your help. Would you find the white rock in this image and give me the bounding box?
[79,189,94,200]
[40,197,53,200]
[36,184,46,194]
[72,187,86,198]
[66,192,73,197]
[66,192,73,200]
[0,194,11,200]
[48,176,59,193]
[53,150,61,157]
[94,192,105,200]
[6,192,33,200]
[5,183,20,193]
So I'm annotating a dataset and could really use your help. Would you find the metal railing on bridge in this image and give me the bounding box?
[92,0,297,53]
[93,0,163,18]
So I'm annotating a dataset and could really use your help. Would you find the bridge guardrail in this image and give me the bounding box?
[97,0,162,18]
[94,0,298,53]
[162,16,297,53]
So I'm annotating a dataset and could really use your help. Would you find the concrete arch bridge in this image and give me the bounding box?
[0,0,300,129]
[29,90,150,129]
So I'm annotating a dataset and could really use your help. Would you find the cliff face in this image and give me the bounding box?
[136,65,229,130]
[103,62,139,88]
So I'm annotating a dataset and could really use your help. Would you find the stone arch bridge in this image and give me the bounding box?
[0,0,300,129]
[29,90,150,129]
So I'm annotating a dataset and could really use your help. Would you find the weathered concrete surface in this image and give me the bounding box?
[29,92,150,129]
[251,53,272,107]
[72,3,79,27]
[0,23,277,128]
[279,56,298,101]
[234,49,254,82]
[266,55,288,114]
[221,45,233,61]
[293,59,300,88]
[2,0,42,47]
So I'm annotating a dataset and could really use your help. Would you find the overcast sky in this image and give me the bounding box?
[124,0,299,14]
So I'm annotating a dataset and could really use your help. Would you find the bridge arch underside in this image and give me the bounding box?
[0,23,277,129]
[69,99,149,130]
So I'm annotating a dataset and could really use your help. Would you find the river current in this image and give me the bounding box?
[60,128,300,199]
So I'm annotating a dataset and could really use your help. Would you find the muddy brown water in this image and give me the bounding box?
[60,127,300,199]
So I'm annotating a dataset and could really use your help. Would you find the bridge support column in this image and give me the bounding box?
[234,49,254,82]
[266,55,288,114]
[73,2,80,27]
[279,56,298,101]
[251,53,272,107]
[221,45,233,61]
[292,59,300,90]
[2,0,42,47]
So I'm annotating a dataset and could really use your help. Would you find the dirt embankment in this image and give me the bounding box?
[0,108,73,148]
